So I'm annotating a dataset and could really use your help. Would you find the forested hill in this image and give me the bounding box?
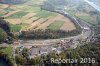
[0,18,13,44]
[0,0,27,4]
[0,18,10,33]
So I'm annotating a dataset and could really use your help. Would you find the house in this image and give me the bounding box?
[14,40,20,45]
[29,48,40,57]
[39,47,48,55]
[0,43,9,47]
[39,46,52,55]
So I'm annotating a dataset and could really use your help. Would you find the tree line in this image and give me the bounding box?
[0,18,14,44]
[19,28,81,40]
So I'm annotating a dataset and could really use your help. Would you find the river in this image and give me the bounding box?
[0,58,10,66]
[84,0,100,12]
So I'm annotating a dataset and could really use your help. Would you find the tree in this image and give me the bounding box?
[97,13,100,25]
[0,51,13,66]
[0,18,10,33]
[15,55,27,65]
[0,28,7,43]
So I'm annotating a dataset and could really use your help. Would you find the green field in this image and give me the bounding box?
[4,8,14,12]
[66,6,77,16]
[0,11,6,16]
[21,5,57,18]
[66,5,98,25]
[8,11,28,18]
[35,10,57,18]
[48,20,65,31]
[10,24,21,32]
[0,47,13,57]
[0,13,5,16]
[24,6,40,12]
[76,15,98,25]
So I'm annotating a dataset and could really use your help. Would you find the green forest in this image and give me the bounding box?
[0,18,14,44]
[19,28,81,40]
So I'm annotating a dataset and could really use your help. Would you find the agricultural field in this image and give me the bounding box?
[4,8,14,12]
[0,1,76,32]
[76,14,98,25]
[36,14,76,31]
[10,24,21,32]
[7,11,28,18]
[35,10,57,18]
[0,9,6,16]
[0,4,8,9]
[0,12,5,16]
[48,20,65,31]
[66,4,99,25]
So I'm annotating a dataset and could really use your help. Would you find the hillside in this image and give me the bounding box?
[0,0,27,4]
[0,18,13,43]
[89,0,100,5]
